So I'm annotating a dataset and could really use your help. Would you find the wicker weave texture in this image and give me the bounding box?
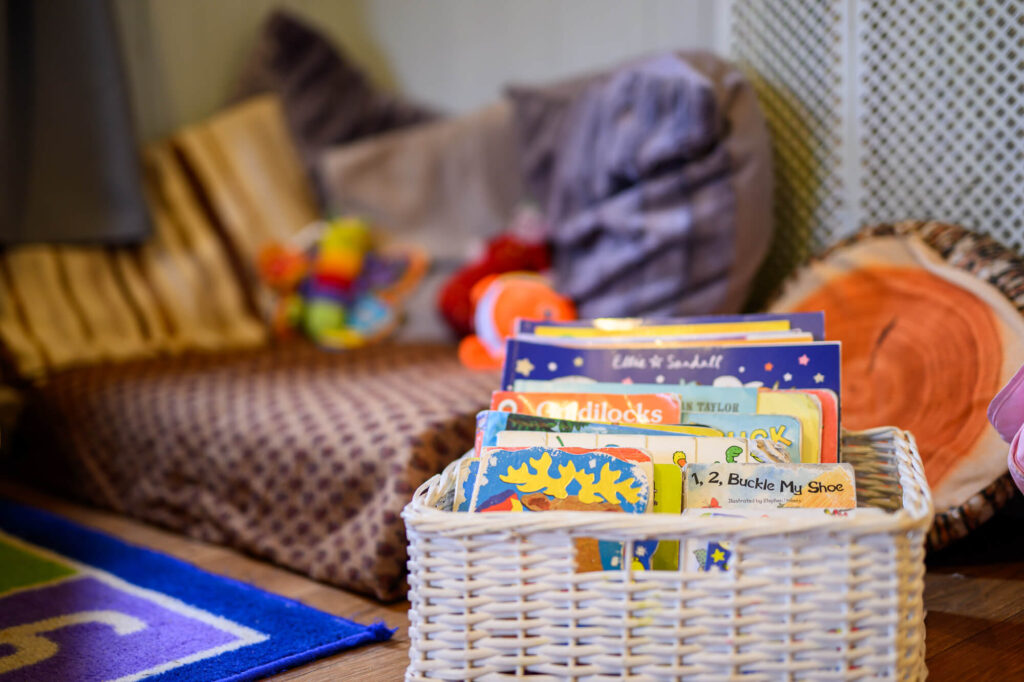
[404,428,932,680]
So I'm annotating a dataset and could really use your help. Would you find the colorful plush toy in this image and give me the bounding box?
[458,272,576,370]
[258,216,427,349]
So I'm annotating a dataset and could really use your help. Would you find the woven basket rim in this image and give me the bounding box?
[404,426,934,540]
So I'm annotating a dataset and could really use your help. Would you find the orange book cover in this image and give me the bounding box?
[490,391,681,424]
[785,388,838,464]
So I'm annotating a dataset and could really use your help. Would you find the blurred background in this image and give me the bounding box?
[115,0,725,140]
[2,8,1023,676]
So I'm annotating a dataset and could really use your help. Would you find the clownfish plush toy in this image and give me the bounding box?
[458,272,576,370]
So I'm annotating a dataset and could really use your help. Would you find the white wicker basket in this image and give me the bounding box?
[404,427,933,680]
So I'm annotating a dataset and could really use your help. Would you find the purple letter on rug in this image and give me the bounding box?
[0,576,265,680]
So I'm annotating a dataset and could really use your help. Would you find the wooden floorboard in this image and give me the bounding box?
[925,607,1024,682]
[2,480,1022,679]
[921,501,1024,679]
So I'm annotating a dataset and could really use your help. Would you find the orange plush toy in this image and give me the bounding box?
[458,273,576,370]
[438,229,551,337]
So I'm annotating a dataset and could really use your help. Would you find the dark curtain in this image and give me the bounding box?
[1,0,150,245]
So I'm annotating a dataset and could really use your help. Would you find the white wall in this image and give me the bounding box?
[364,1,726,113]
[114,0,726,141]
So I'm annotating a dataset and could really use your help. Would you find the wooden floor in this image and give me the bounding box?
[923,500,1024,680]
[2,480,1022,680]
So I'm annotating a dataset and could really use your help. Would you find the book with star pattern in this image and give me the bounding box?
[500,339,842,399]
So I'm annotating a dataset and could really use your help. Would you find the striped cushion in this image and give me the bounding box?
[0,96,317,378]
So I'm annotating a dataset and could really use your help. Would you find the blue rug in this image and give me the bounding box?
[0,499,393,680]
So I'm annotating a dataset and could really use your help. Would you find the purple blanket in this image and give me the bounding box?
[510,52,773,318]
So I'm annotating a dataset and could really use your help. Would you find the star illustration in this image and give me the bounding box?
[547,362,557,371]
[573,356,584,367]
[783,372,793,381]
[738,366,745,373]
[764,362,774,371]
[798,354,810,366]
[515,358,535,376]
[813,372,825,384]
[635,545,647,557]
[704,541,732,571]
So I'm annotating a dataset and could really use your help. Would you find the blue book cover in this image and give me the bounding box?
[469,446,655,571]
[471,446,650,514]
[456,460,479,512]
[500,339,841,398]
[475,410,722,453]
[516,312,826,341]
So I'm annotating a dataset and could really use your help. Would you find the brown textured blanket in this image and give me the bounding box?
[14,342,494,601]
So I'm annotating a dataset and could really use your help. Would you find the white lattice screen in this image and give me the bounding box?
[729,0,1024,304]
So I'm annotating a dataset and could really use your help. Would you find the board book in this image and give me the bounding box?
[516,312,826,341]
[474,410,722,455]
[677,412,802,462]
[470,445,654,571]
[512,380,759,414]
[490,391,681,424]
[683,463,857,509]
[500,339,842,397]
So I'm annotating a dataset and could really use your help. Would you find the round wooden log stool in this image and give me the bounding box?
[771,221,1024,549]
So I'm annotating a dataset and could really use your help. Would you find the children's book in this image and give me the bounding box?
[474,410,722,455]
[756,390,823,464]
[500,339,842,397]
[533,319,791,337]
[514,330,815,349]
[486,430,754,571]
[490,391,682,424]
[489,433,691,567]
[470,446,653,514]
[453,457,480,512]
[517,312,826,341]
[512,381,803,461]
[470,446,653,571]
[494,431,749,465]
[512,380,759,414]
[677,413,802,462]
[784,388,839,464]
[476,411,724,439]
[682,463,857,509]
[650,464,683,570]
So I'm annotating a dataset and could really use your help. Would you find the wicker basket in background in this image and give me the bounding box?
[404,427,932,680]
